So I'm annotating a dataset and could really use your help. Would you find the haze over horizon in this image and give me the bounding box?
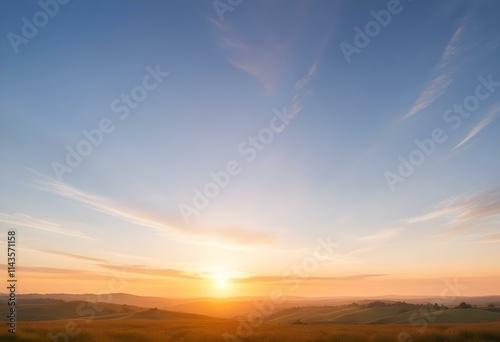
[1,0,500,299]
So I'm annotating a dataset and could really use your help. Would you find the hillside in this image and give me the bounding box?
[267,305,500,325]
[2,320,500,342]
[0,293,192,308]
[0,300,221,322]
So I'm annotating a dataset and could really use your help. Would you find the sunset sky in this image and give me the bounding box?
[1,0,500,298]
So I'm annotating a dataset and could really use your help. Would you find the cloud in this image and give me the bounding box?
[198,226,278,247]
[405,188,500,223]
[323,254,361,265]
[481,234,500,243]
[6,261,388,286]
[209,17,290,93]
[41,250,109,263]
[281,61,318,122]
[404,206,456,224]
[275,61,319,126]
[208,11,320,96]
[217,274,388,284]
[106,252,166,264]
[29,173,277,248]
[429,221,500,242]
[360,228,403,241]
[2,264,138,283]
[9,264,95,276]
[434,24,465,70]
[294,63,318,91]
[97,264,201,280]
[403,23,465,119]
[453,102,500,151]
[31,176,179,235]
[0,212,90,239]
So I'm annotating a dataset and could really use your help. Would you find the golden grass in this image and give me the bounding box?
[2,320,500,341]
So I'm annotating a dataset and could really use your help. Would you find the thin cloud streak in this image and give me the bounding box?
[453,102,500,150]
[0,212,90,239]
[434,25,465,70]
[209,17,288,93]
[294,63,318,91]
[360,228,403,241]
[96,268,387,284]
[405,188,500,223]
[403,23,465,119]
[31,177,178,235]
[42,250,109,263]
[97,264,201,280]
[481,234,500,243]
[230,274,388,284]
[29,172,278,248]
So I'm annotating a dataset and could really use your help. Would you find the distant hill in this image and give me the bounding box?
[267,304,500,325]
[0,300,222,322]
[2,293,500,320]
[0,293,192,308]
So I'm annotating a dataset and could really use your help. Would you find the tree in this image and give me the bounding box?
[367,301,386,308]
[488,303,495,308]
[456,302,471,309]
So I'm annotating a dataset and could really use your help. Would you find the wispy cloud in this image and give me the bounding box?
[5,261,388,285]
[31,176,178,235]
[453,102,500,151]
[9,264,96,276]
[281,61,319,122]
[323,254,361,265]
[481,233,500,243]
[97,264,202,280]
[403,23,466,120]
[404,206,456,224]
[434,24,465,70]
[230,273,388,284]
[431,221,500,244]
[209,17,290,93]
[405,188,500,223]
[0,212,90,239]
[360,228,403,241]
[42,250,109,263]
[208,7,321,96]
[29,172,277,248]
[197,225,278,247]
[106,252,166,264]
[294,63,318,91]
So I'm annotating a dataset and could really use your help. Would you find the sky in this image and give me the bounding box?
[1,0,500,298]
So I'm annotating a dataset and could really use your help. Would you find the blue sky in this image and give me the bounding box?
[1,0,500,297]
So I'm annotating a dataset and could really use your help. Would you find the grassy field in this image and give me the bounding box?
[2,320,500,341]
[4,300,500,341]
[267,306,500,325]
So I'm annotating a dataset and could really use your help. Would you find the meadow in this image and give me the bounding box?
[2,320,500,342]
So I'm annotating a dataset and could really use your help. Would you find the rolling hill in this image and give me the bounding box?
[267,305,500,325]
[0,300,223,322]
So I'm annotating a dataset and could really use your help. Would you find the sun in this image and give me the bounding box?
[217,279,226,287]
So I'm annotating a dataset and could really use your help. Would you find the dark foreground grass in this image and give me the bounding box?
[2,319,500,341]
